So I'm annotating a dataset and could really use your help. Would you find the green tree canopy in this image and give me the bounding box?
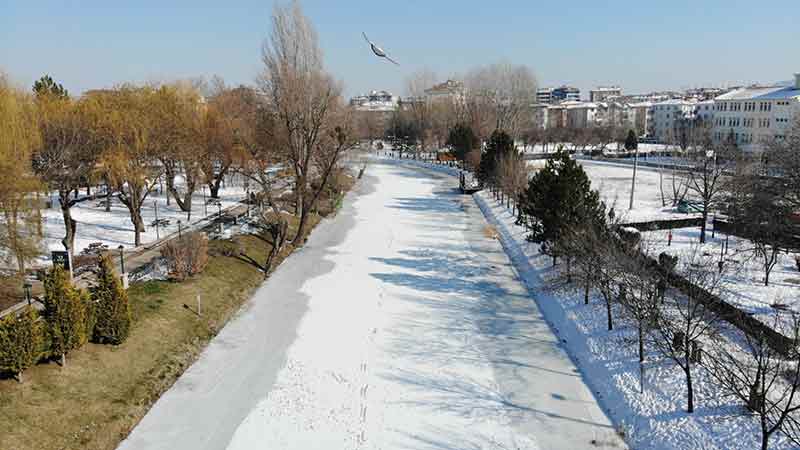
[446,122,478,163]
[520,150,606,252]
[625,129,638,151]
[33,75,69,100]
[478,129,515,186]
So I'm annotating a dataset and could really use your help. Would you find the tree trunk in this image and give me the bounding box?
[105,182,112,212]
[638,324,644,363]
[685,357,694,413]
[699,209,708,244]
[59,196,77,256]
[584,280,589,305]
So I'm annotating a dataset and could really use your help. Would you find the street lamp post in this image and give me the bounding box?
[177,220,182,239]
[118,245,125,274]
[217,202,223,234]
[203,186,207,217]
[23,282,32,306]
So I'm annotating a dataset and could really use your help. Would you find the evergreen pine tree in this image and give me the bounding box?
[43,265,88,366]
[91,255,132,344]
[625,129,638,152]
[478,129,515,187]
[520,150,606,256]
[0,306,44,382]
[32,75,69,100]
[446,122,478,164]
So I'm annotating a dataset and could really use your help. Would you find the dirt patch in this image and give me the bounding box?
[483,225,499,240]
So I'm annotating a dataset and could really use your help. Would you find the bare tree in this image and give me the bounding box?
[404,69,437,156]
[94,86,162,247]
[0,76,44,273]
[258,1,355,244]
[33,93,100,256]
[651,247,724,413]
[463,62,537,140]
[706,311,800,450]
[685,128,737,243]
[151,82,204,218]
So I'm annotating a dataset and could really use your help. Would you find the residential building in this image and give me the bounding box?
[565,101,598,128]
[552,85,581,102]
[531,103,548,129]
[648,99,698,144]
[711,74,800,150]
[628,102,652,137]
[537,85,580,104]
[349,90,398,111]
[589,86,622,102]
[536,88,553,104]
[546,103,568,129]
[424,79,465,103]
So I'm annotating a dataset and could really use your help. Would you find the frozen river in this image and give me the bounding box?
[118,159,620,450]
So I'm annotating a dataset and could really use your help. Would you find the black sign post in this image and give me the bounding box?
[51,250,73,279]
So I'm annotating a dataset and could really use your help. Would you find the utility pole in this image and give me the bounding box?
[629,144,639,210]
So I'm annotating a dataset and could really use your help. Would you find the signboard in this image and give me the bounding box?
[51,251,74,279]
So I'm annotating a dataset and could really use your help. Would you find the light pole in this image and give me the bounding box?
[23,282,32,306]
[118,245,125,274]
[203,186,207,217]
[154,200,160,240]
[177,220,182,239]
[216,201,223,234]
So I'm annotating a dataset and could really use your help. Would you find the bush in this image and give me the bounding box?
[43,265,90,366]
[91,255,132,345]
[161,232,209,281]
[659,252,679,272]
[0,307,44,382]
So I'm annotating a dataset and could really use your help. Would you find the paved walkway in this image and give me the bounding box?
[118,160,621,450]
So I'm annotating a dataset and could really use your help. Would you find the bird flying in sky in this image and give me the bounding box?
[362,32,399,66]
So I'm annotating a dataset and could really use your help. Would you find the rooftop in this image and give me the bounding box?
[715,85,800,101]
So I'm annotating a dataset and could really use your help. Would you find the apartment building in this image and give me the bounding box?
[711,74,800,150]
[589,86,622,102]
[648,99,698,143]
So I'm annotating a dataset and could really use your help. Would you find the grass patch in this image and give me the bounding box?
[0,211,325,450]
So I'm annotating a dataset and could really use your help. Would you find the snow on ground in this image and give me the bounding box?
[394,157,797,449]
[38,176,247,258]
[640,226,800,325]
[473,191,796,450]
[526,159,695,223]
[118,158,622,450]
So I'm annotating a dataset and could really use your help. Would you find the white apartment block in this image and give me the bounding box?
[590,86,622,102]
[350,90,398,112]
[711,74,800,150]
[648,99,698,143]
[628,102,652,137]
[565,101,598,128]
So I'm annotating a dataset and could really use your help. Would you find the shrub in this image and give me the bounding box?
[42,265,89,366]
[0,307,44,382]
[160,232,209,281]
[659,252,679,272]
[91,255,132,345]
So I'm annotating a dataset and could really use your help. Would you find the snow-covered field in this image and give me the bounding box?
[38,177,247,258]
[527,159,695,223]
[118,159,623,450]
[640,226,800,324]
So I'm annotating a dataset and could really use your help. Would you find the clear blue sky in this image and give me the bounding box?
[2,0,798,98]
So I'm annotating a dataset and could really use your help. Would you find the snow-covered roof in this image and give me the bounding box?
[651,98,697,106]
[715,85,800,101]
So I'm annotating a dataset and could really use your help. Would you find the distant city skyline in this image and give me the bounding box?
[1,0,798,99]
